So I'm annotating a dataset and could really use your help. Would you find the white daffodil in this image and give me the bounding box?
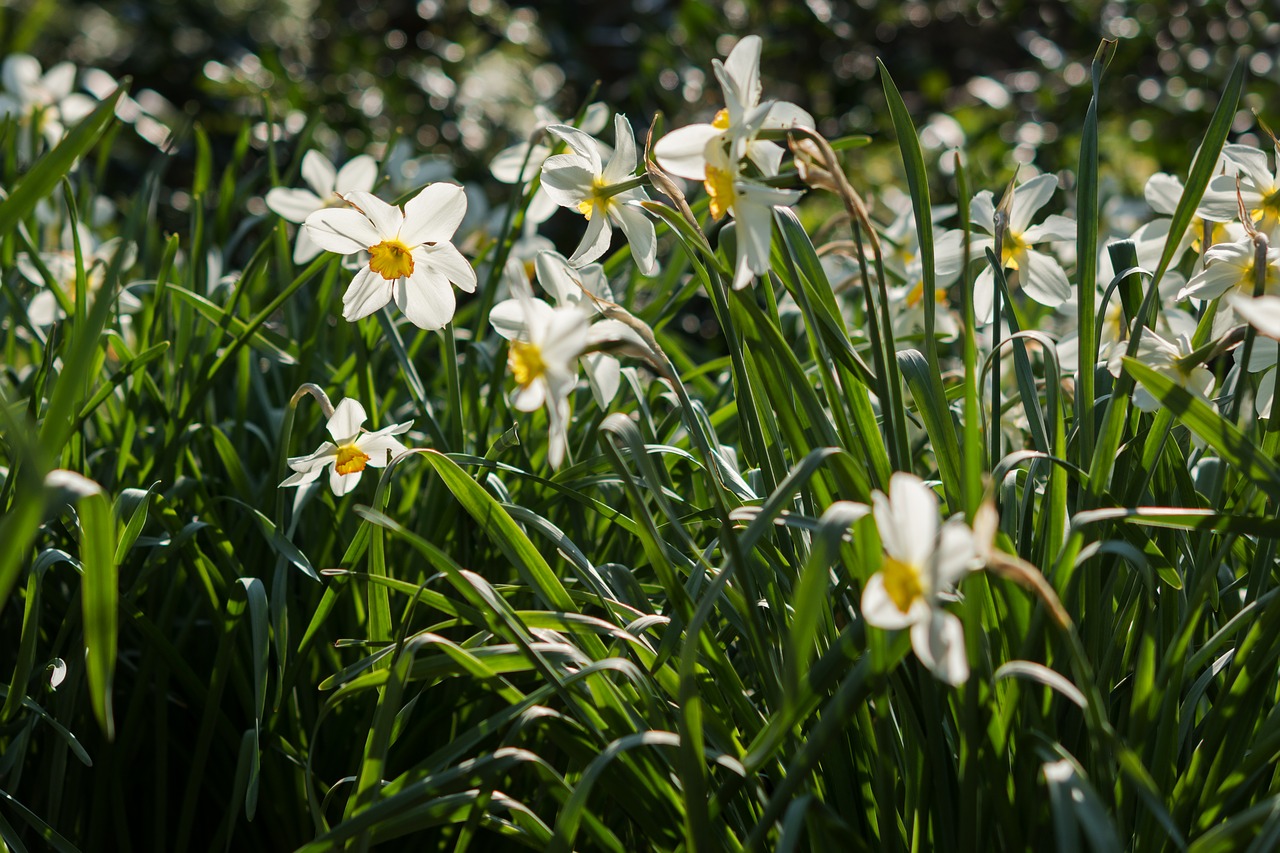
[1133,171,1228,270]
[0,54,96,155]
[490,274,591,469]
[1109,329,1214,413]
[17,223,140,326]
[1228,293,1280,340]
[1179,236,1280,302]
[861,472,975,686]
[491,102,609,225]
[540,114,657,275]
[265,151,378,264]
[304,185,476,330]
[971,173,1076,323]
[1200,144,1280,238]
[702,142,803,290]
[493,250,625,409]
[879,197,966,341]
[280,398,412,496]
[653,34,813,181]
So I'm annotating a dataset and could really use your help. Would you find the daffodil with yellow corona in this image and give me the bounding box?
[280,398,412,497]
[304,184,475,330]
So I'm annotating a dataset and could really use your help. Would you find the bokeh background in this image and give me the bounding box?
[14,0,1279,213]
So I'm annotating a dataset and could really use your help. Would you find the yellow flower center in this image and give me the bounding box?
[369,239,414,280]
[334,443,370,476]
[704,165,737,221]
[508,340,547,387]
[905,281,948,309]
[577,176,611,221]
[1001,231,1028,270]
[712,108,731,130]
[881,554,925,613]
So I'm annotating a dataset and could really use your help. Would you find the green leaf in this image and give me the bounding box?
[79,489,117,739]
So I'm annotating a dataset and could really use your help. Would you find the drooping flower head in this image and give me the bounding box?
[280,398,412,496]
[489,273,591,468]
[304,184,476,330]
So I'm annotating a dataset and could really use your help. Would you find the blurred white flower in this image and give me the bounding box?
[491,102,609,225]
[17,223,139,326]
[1109,329,1214,413]
[489,272,591,469]
[541,114,656,275]
[280,398,411,496]
[1199,144,1280,238]
[493,250,624,409]
[861,472,976,686]
[304,185,476,330]
[0,54,96,155]
[266,151,378,264]
[971,174,1076,323]
[1179,236,1280,302]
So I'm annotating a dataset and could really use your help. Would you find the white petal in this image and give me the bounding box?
[417,242,476,292]
[330,465,361,496]
[602,114,638,184]
[888,472,939,569]
[568,211,612,268]
[396,269,455,330]
[579,102,610,135]
[1019,249,1072,307]
[358,431,408,466]
[324,400,364,443]
[540,159,597,208]
[613,201,657,275]
[583,353,621,409]
[280,466,322,488]
[933,519,976,590]
[911,610,969,685]
[513,378,546,411]
[489,299,528,340]
[42,62,77,100]
[1257,370,1276,418]
[1009,173,1059,234]
[1021,214,1076,244]
[3,55,42,100]
[1180,262,1243,300]
[734,198,775,281]
[1229,294,1280,340]
[59,94,96,124]
[545,124,604,174]
[400,182,468,245]
[546,397,571,469]
[723,34,762,108]
[761,100,814,130]
[342,267,393,321]
[292,227,324,264]
[653,124,720,180]
[335,154,378,193]
[491,141,549,183]
[266,187,323,223]
[745,139,785,178]
[535,250,583,305]
[301,150,337,197]
[305,208,380,255]
[969,190,996,234]
[1144,172,1183,215]
[343,190,402,239]
[1224,144,1275,192]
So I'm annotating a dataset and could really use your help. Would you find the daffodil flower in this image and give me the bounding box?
[1200,144,1280,238]
[1179,236,1280,301]
[540,114,657,275]
[1109,329,1214,413]
[861,472,975,686]
[0,54,96,156]
[265,151,378,263]
[493,250,627,409]
[491,102,609,225]
[702,143,803,290]
[17,223,140,326]
[653,34,813,182]
[490,274,591,468]
[971,173,1076,323]
[304,184,476,330]
[280,398,411,496]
